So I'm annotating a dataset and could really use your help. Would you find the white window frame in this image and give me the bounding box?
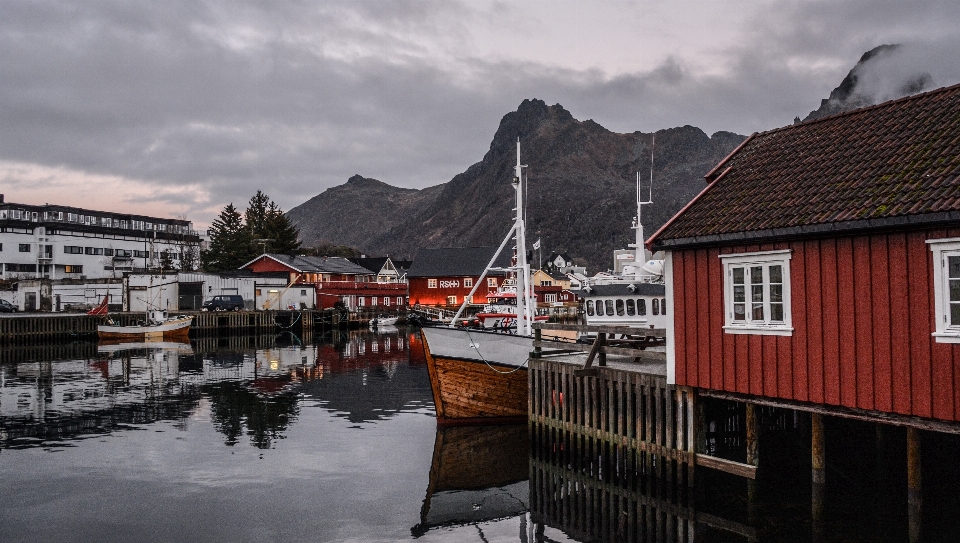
[464,277,473,288]
[928,238,960,343]
[720,249,793,336]
[428,279,437,288]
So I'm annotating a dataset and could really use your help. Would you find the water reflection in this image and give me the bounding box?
[413,424,529,537]
[0,328,431,451]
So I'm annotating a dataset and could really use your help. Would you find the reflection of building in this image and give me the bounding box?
[0,194,200,281]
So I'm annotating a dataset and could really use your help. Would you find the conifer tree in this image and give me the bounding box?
[202,203,252,272]
[244,191,301,256]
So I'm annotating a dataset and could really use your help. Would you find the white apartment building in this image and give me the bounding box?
[0,195,201,281]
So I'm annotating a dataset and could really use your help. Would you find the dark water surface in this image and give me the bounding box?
[2,329,959,542]
[0,330,565,543]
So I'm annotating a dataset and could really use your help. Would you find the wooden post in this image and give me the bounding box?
[746,402,759,518]
[907,427,922,543]
[811,413,825,540]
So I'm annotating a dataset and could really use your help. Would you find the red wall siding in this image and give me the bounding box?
[671,228,960,423]
[408,276,504,307]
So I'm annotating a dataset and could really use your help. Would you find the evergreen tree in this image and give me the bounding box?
[244,191,301,256]
[202,203,253,272]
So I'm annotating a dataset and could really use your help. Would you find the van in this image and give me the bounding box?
[201,295,245,311]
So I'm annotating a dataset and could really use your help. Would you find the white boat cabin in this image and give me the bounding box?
[580,282,668,329]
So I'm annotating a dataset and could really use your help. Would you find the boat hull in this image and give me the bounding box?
[420,327,530,425]
[97,316,193,341]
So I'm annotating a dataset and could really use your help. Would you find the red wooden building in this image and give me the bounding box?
[406,247,512,309]
[242,254,406,310]
[648,84,960,425]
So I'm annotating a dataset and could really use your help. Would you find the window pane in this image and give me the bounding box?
[605,300,614,315]
[752,303,764,321]
[616,299,624,316]
[734,303,746,321]
[626,299,635,316]
[638,299,646,315]
[952,303,960,326]
[769,265,782,284]
[951,278,960,302]
[733,285,745,303]
[950,256,960,279]
[750,266,763,284]
[752,284,764,303]
[653,298,659,315]
[661,299,667,315]
[586,300,594,316]
[770,284,783,303]
[770,303,784,322]
[732,267,744,285]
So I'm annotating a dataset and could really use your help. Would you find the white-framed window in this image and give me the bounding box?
[928,238,960,343]
[487,278,497,287]
[383,297,390,306]
[447,295,457,305]
[428,279,437,288]
[464,295,473,304]
[464,277,473,288]
[720,249,792,336]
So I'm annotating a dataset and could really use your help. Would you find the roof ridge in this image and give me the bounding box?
[760,80,960,137]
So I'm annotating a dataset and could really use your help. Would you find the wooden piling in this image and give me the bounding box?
[907,427,922,543]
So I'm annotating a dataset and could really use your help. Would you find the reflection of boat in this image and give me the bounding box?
[97,340,194,355]
[97,310,193,341]
[421,141,534,426]
[412,424,529,537]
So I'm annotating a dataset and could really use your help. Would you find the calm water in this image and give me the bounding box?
[2,329,958,542]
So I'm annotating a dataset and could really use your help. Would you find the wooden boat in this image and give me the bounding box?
[411,424,529,536]
[97,310,193,341]
[370,314,399,327]
[421,326,530,425]
[422,141,536,426]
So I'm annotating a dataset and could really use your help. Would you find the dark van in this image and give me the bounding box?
[201,295,244,311]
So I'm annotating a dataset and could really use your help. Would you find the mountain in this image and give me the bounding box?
[287,175,444,251]
[288,101,744,272]
[801,44,932,122]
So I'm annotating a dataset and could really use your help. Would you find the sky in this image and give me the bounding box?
[2,0,960,229]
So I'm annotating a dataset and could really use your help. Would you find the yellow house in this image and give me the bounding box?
[531,269,571,290]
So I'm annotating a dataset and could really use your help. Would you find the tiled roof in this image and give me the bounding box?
[406,247,513,277]
[649,83,960,248]
[256,254,374,275]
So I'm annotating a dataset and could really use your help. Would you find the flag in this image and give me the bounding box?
[532,238,541,250]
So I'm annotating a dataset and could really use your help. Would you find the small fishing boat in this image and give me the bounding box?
[370,314,399,327]
[97,310,193,341]
[474,282,549,330]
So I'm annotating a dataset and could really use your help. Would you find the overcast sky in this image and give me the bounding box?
[3,0,960,228]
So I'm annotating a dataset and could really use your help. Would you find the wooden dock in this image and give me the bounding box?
[0,310,317,344]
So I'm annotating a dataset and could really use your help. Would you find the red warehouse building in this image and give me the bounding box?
[406,247,512,309]
[648,83,960,427]
[242,253,405,310]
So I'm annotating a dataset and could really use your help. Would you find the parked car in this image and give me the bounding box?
[201,295,244,311]
[0,299,18,313]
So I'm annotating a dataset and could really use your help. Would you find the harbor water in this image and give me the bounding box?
[1,329,959,542]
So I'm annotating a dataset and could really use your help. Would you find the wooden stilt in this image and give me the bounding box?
[907,427,922,543]
[746,402,759,520]
[811,413,825,541]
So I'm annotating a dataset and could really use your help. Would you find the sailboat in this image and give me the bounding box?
[420,140,537,425]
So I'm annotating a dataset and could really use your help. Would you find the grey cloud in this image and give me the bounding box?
[2,0,960,224]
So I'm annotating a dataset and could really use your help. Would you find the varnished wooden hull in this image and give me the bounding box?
[421,328,529,425]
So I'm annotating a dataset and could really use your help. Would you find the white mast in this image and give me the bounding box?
[629,135,654,280]
[513,139,533,336]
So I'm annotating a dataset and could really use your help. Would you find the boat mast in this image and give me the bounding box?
[629,135,654,280]
[513,139,532,336]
